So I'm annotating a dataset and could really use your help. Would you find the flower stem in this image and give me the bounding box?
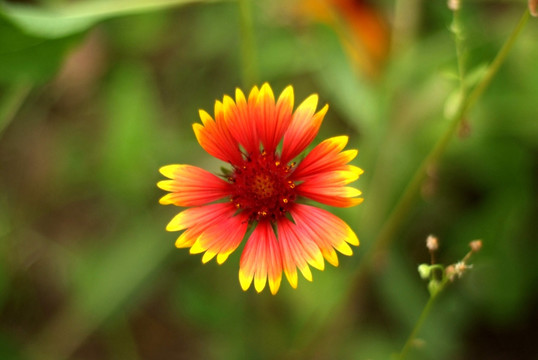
[396,9,530,360]
[361,7,530,272]
[452,3,467,110]
[285,9,530,360]
[237,0,258,88]
[463,9,530,114]
[398,279,447,360]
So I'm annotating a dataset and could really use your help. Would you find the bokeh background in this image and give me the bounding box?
[1,0,537,359]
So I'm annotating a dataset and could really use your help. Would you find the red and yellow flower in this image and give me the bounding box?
[158,83,363,294]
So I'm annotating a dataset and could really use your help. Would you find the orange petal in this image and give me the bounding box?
[276,217,324,288]
[290,204,359,267]
[165,202,236,232]
[298,186,364,208]
[193,108,243,165]
[301,168,362,186]
[223,88,259,154]
[239,221,283,294]
[157,165,231,207]
[281,95,328,164]
[255,84,294,153]
[296,169,363,208]
[292,136,360,180]
[190,212,249,264]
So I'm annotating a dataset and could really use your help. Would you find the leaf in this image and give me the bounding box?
[443,88,463,120]
[0,0,223,83]
[442,64,488,120]
[464,63,488,89]
[0,14,84,84]
[0,0,222,39]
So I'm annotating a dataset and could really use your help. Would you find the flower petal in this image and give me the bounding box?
[281,95,328,164]
[172,203,238,249]
[239,221,283,294]
[276,217,325,288]
[255,84,294,153]
[296,169,363,208]
[175,228,199,248]
[189,212,249,264]
[158,165,231,207]
[165,202,235,232]
[298,186,364,208]
[223,87,259,155]
[290,204,359,267]
[193,108,243,165]
[292,136,361,180]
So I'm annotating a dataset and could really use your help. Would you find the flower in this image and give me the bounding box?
[292,0,389,77]
[158,83,363,294]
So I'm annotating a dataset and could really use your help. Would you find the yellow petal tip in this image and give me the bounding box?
[239,270,252,291]
[159,165,180,179]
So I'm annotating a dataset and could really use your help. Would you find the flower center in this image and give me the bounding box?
[230,151,296,222]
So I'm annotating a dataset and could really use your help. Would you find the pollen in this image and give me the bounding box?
[252,174,275,199]
[231,151,296,222]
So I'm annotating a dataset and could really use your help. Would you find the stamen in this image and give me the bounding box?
[229,152,297,222]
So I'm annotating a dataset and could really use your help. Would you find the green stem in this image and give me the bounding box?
[237,0,258,88]
[285,9,530,360]
[397,10,530,360]
[452,4,467,107]
[398,279,448,360]
[463,9,530,113]
[362,8,530,270]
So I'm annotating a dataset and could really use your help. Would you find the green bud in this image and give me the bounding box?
[418,264,431,279]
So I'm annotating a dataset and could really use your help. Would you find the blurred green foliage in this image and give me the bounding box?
[0,0,537,359]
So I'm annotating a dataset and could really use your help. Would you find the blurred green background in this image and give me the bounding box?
[0,0,537,359]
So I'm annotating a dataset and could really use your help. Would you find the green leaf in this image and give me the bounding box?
[464,63,488,89]
[0,14,83,83]
[0,0,223,39]
[443,88,463,120]
[0,0,225,83]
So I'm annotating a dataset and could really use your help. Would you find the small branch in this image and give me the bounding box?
[361,7,530,275]
[398,279,447,360]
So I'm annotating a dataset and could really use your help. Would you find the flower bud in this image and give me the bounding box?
[469,239,482,252]
[445,264,456,281]
[418,264,431,279]
[448,0,460,11]
[426,235,439,251]
[530,0,538,17]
